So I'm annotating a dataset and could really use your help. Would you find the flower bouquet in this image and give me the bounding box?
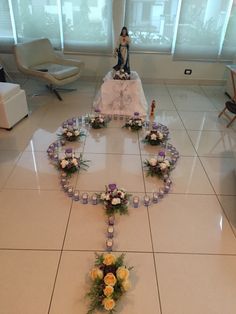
[87,253,133,314]
[113,69,130,80]
[87,113,109,129]
[58,149,89,175]
[99,184,131,216]
[59,125,85,142]
[123,112,145,131]
[143,129,168,146]
[144,151,173,179]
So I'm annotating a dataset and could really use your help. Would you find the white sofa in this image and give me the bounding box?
[0,82,28,130]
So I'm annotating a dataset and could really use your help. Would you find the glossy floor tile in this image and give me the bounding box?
[0,190,71,249]
[0,250,59,314]
[0,78,236,314]
[149,194,236,254]
[156,253,236,314]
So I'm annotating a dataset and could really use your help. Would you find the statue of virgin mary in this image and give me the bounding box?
[113,26,131,74]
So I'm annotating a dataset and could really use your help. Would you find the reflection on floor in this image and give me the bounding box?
[0,76,236,314]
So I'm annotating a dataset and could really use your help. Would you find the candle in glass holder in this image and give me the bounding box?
[73,190,80,201]
[133,196,139,208]
[106,239,113,251]
[153,192,159,203]
[108,216,115,226]
[144,195,150,206]
[91,194,98,205]
[166,178,172,186]
[61,172,67,178]
[53,154,58,161]
[82,193,89,204]
[67,186,73,197]
[63,184,69,192]
[164,185,170,193]
[61,178,67,186]
[159,188,165,198]
[107,226,114,238]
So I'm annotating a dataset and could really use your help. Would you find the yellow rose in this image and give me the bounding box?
[103,253,116,266]
[122,280,131,291]
[90,267,103,281]
[103,285,114,297]
[116,266,129,281]
[103,298,116,311]
[104,273,117,286]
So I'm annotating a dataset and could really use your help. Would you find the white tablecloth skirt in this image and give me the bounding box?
[93,71,147,116]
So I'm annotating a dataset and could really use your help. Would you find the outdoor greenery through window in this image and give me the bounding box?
[1,0,236,61]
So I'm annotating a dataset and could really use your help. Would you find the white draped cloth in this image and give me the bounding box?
[93,71,147,116]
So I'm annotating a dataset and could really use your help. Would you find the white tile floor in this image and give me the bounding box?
[0,77,236,314]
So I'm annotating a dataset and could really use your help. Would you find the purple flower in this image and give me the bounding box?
[65,148,72,154]
[108,183,117,191]
[158,151,165,157]
[95,108,101,113]
[134,112,139,116]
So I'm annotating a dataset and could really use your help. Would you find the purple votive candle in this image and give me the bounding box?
[108,216,115,226]
[153,192,159,203]
[133,196,139,208]
[73,190,80,201]
[106,239,113,251]
[67,186,73,197]
[91,194,98,205]
[134,112,139,116]
[107,226,114,238]
[159,188,165,198]
[82,193,88,204]
[144,195,151,206]
[65,148,73,158]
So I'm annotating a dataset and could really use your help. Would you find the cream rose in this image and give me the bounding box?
[159,162,167,170]
[116,266,129,281]
[102,298,116,311]
[149,158,157,167]
[157,131,163,139]
[74,130,80,136]
[90,267,103,281]
[60,160,69,168]
[100,193,106,200]
[151,134,157,140]
[104,273,117,286]
[103,285,114,297]
[72,158,78,166]
[122,280,131,291]
[111,198,121,205]
[103,253,116,266]
[67,132,73,137]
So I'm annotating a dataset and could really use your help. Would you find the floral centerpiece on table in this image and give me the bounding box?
[87,110,110,129]
[143,128,168,146]
[99,184,131,216]
[123,112,145,131]
[58,148,89,175]
[144,151,173,179]
[87,253,133,314]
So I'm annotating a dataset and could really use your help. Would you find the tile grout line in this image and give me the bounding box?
[137,130,163,314]
[47,197,74,314]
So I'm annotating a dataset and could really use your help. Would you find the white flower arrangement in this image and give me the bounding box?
[144,151,173,178]
[59,126,85,142]
[123,113,145,131]
[143,129,168,146]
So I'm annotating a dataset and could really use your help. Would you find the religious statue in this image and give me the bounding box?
[113,26,131,74]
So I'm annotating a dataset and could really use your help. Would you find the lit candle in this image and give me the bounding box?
[106,239,113,251]
[73,190,80,201]
[153,192,159,203]
[61,172,67,178]
[60,139,66,146]
[164,185,170,193]
[91,194,98,205]
[61,178,67,186]
[159,188,165,198]
[82,193,89,204]
[63,184,69,192]
[107,226,114,238]
[144,195,150,206]
[108,216,115,226]
[133,196,139,208]
[67,186,73,197]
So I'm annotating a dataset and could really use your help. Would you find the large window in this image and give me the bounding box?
[0,0,236,61]
[61,0,112,53]
[174,0,234,60]
[12,0,61,49]
[125,0,179,53]
[0,0,14,53]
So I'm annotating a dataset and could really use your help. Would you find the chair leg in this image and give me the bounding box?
[53,89,63,101]
[218,107,227,118]
[226,115,236,128]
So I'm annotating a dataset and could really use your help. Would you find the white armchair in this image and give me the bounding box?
[14,38,84,100]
